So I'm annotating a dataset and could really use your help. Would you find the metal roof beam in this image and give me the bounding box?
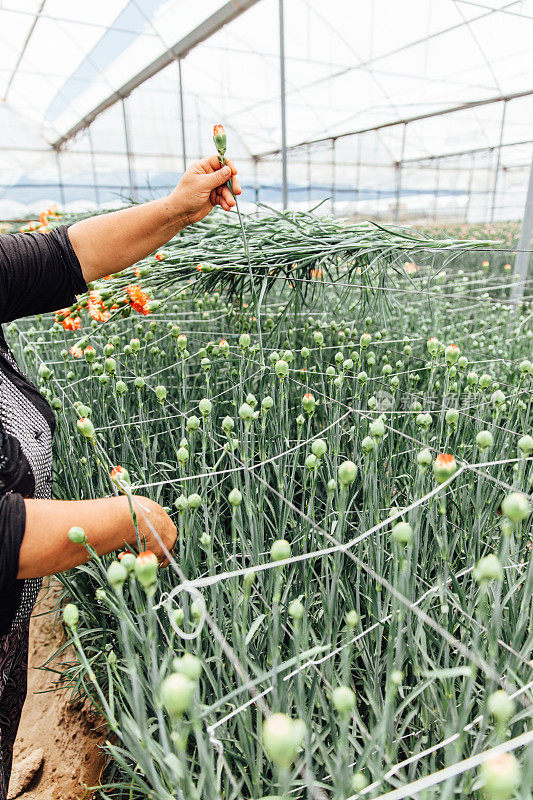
[254,87,533,159]
[52,0,261,150]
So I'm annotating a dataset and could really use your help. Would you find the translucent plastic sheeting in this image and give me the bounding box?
[1,0,533,218]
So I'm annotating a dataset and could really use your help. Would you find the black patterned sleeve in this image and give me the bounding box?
[0,492,26,635]
[0,226,87,323]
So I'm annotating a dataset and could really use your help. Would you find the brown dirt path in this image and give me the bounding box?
[9,578,106,799]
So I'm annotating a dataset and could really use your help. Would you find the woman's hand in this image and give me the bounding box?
[169,155,242,225]
[18,495,177,579]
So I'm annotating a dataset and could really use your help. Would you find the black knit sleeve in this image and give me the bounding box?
[0,492,26,635]
[0,226,87,323]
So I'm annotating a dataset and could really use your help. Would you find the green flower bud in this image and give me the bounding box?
[263,714,305,768]
[288,598,304,621]
[351,772,369,793]
[476,430,493,451]
[187,493,202,509]
[487,690,515,725]
[479,753,520,800]
[177,446,189,464]
[239,402,253,421]
[417,447,432,471]
[199,398,212,416]
[186,415,200,432]
[331,685,356,714]
[501,492,530,523]
[261,395,274,412]
[107,561,128,592]
[362,436,375,453]
[134,551,158,589]
[63,603,79,630]
[518,434,533,456]
[76,417,95,439]
[228,488,242,508]
[173,653,202,682]
[161,673,195,717]
[275,359,289,378]
[174,494,188,512]
[270,539,291,562]
[338,460,357,486]
[311,438,327,458]
[155,385,167,402]
[369,418,385,438]
[68,526,86,544]
[391,521,413,545]
[345,610,359,628]
[474,554,503,583]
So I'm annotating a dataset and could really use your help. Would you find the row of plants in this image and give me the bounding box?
[5,210,532,799]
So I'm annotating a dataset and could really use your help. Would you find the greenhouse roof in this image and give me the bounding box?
[1,0,533,159]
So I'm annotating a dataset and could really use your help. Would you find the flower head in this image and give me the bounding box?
[127,284,151,315]
[213,124,226,155]
[433,453,457,484]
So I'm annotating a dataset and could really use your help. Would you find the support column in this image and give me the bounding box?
[121,98,136,201]
[490,100,507,222]
[54,147,65,208]
[178,59,187,172]
[331,138,336,216]
[253,156,259,204]
[395,123,407,223]
[278,0,288,209]
[433,158,440,223]
[307,143,311,204]
[87,125,100,206]
[510,153,533,307]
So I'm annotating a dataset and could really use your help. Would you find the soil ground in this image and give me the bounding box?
[10,578,106,799]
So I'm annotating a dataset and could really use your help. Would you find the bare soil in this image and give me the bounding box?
[10,578,107,799]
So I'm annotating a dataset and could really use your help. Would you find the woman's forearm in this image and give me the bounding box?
[68,196,187,284]
[67,156,240,284]
[18,496,145,579]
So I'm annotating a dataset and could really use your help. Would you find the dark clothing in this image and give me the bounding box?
[0,225,85,797]
[0,226,86,322]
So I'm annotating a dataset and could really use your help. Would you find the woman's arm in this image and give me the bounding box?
[68,156,241,284]
[17,495,177,579]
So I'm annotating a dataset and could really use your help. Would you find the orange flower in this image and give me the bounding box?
[482,260,489,267]
[310,268,323,279]
[213,124,225,137]
[69,344,84,358]
[403,261,418,274]
[87,290,111,322]
[136,550,157,566]
[127,284,151,315]
[39,212,49,227]
[435,453,455,467]
[155,252,164,261]
[63,315,81,331]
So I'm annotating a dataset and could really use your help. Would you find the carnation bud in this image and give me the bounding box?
[338,460,357,487]
[311,438,327,458]
[262,714,305,768]
[68,526,87,544]
[107,561,128,592]
[479,753,520,800]
[501,492,530,523]
[477,430,493,451]
[228,488,242,508]
[77,417,95,439]
[161,673,195,717]
[173,653,202,682]
[134,551,158,589]
[474,554,503,583]
[433,453,457,484]
[391,521,413,545]
[63,603,79,630]
[331,685,356,714]
[270,539,291,562]
[487,690,515,726]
